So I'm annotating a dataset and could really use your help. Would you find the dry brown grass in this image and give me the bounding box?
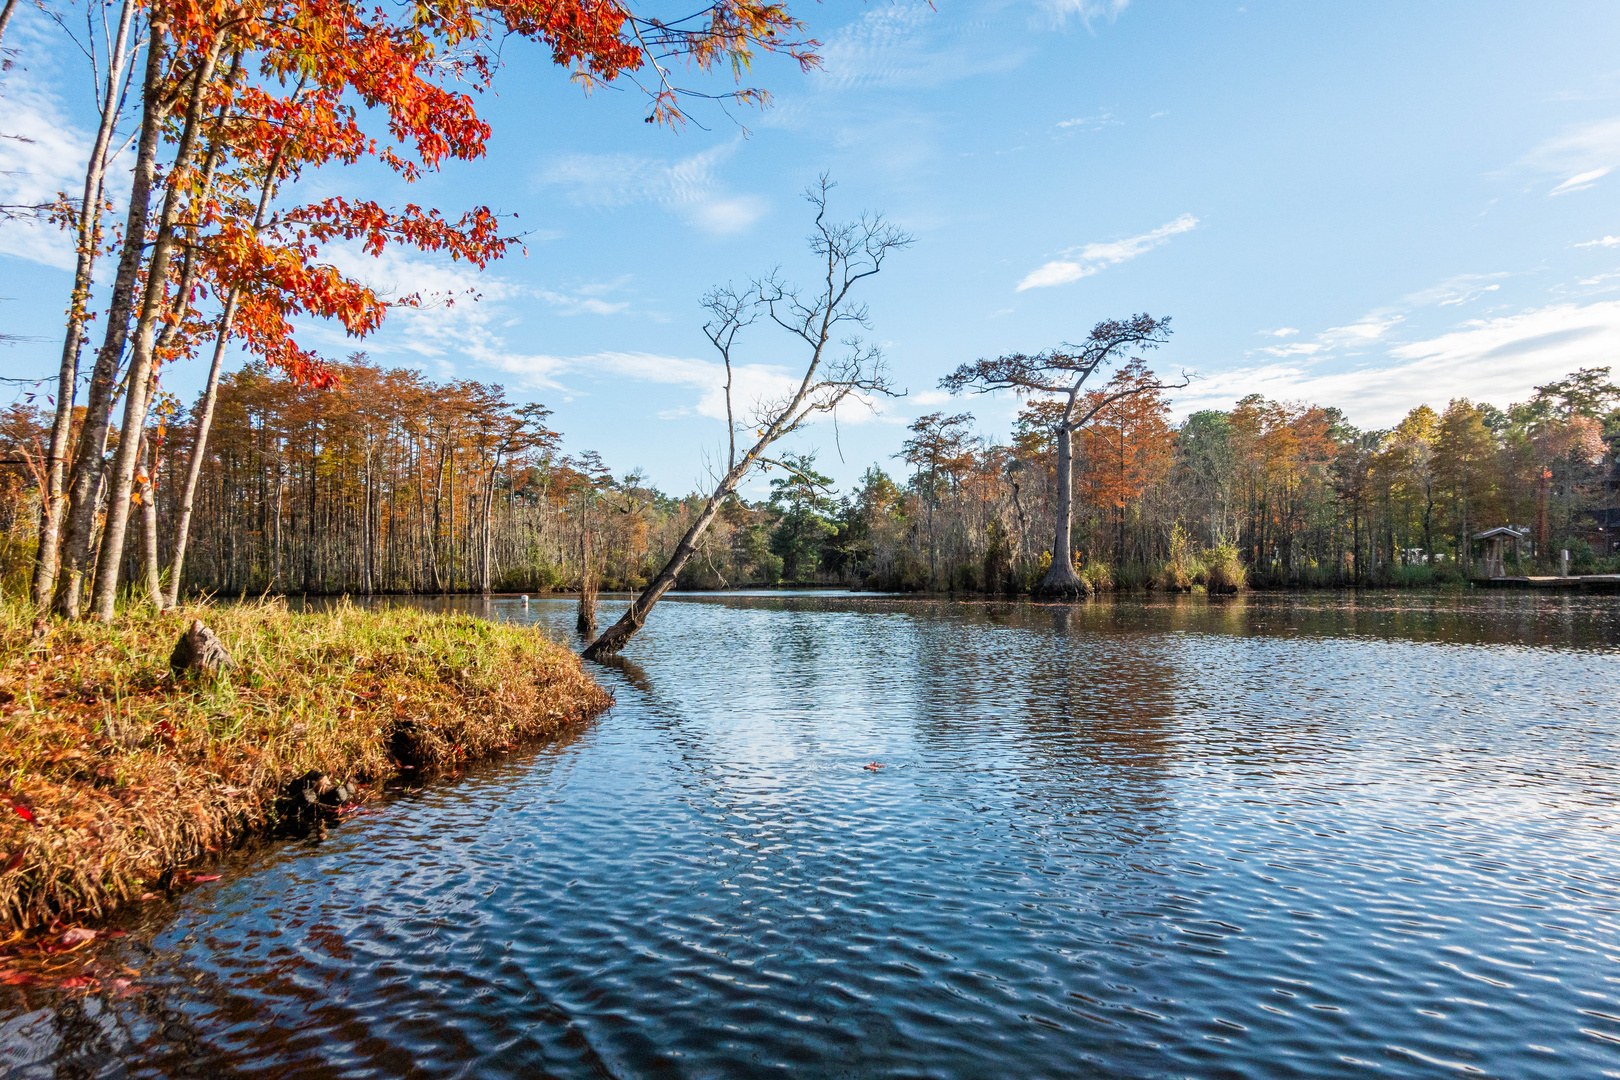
[0,598,610,931]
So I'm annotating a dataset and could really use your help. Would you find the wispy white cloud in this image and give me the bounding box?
[1576,235,1620,248]
[1056,110,1122,131]
[1518,116,1620,196]
[1016,213,1198,291]
[0,18,95,269]
[538,293,626,317]
[1183,299,1620,426]
[814,3,1031,93]
[1255,342,1322,358]
[540,140,766,235]
[1243,272,1519,365]
[304,246,881,426]
[1323,317,1401,343]
[537,277,634,317]
[1402,272,1507,307]
[320,242,511,362]
[1040,0,1130,29]
[1552,166,1612,195]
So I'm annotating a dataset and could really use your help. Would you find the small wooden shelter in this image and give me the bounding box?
[1473,526,1528,578]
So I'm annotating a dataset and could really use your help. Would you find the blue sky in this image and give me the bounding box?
[4,0,1620,495]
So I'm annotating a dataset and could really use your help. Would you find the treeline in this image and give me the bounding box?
[829,363,1620,591]
[2,359,1617,599]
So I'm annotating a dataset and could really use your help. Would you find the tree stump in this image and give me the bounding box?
[170,619,235,678]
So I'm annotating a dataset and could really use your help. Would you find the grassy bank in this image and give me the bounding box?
[0,599,610,931]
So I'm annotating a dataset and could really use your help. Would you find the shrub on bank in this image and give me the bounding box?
[0,599,610,930]
[1079,559,1114,593]
[1205,543,1247,593]
[1160,525,1197,592]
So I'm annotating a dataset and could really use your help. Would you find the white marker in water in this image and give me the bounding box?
[521,595,530,606]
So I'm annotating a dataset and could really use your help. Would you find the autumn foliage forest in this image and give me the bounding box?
[4,356,1619,600]
[0,0,814,620]
[2,1,1619,611]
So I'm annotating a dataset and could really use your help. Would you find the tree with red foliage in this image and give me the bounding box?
[1077,359,1174,563]
[33,0,819,620]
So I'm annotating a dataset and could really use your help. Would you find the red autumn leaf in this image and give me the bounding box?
[2,851,23,873]
[12,805,32,822]
[190,874,222,882]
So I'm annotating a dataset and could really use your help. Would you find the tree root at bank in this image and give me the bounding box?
[0,599,611,931]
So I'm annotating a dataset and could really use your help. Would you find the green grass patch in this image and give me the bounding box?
[0,598,610,930]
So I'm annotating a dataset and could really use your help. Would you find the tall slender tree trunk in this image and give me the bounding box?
[56,38,169,618]
[92,30,225,620]
[32,0,136,610]
[363,438,375,594]
[273,459,283,587]
[480,459,497,593]
[137,431,163,606]
[165,290,238,606]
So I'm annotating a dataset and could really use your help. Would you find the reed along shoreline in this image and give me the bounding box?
[0,599,611,931]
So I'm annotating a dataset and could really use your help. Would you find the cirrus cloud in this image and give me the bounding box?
[1016,213,1198,291]
[540,140,767,236]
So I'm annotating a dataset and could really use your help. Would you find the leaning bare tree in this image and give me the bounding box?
[582,177,908,659]
[940,315,1179,596]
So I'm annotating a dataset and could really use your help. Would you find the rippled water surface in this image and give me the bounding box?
[6,592,1620,1079]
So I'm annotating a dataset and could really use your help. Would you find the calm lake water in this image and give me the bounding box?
[5,592,1620,1079]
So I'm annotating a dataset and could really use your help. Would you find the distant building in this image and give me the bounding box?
[1473,526,1530,578]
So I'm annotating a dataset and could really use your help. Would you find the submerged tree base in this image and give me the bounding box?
[0,599,611,931]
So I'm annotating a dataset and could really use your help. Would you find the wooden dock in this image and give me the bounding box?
[1486,575,1620,592]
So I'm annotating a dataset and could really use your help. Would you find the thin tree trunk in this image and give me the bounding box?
[165,289,237,606]
[480,460,496,593]
[584,451,759,659]
[273,458,283,586]
[92,29,225,620]
[55,36,168,617]
[137,430,163,606]
[31,0,136,610]
[363,438,375,594]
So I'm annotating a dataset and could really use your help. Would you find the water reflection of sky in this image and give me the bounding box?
[12,593,1616,1078]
